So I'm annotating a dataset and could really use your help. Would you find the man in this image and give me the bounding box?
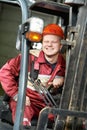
[0,23,66,128]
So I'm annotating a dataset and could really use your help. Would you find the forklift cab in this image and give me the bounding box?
[1,0,87,130]
[0,1,71,130]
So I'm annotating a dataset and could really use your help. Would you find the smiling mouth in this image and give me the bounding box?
[46,47,53,50]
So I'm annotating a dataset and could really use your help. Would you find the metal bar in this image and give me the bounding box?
[67,5,87,111]
[0,1,32,130]
[37,79,57,107]
[59,5,87,111]
[0,1,30,130]
[28,78,49,106]
[36,107,87,130]
[28,78,57,107]
[30,1,70,26]
[13,0,30,130]
[54,5,87,129]
[0,0,19,5]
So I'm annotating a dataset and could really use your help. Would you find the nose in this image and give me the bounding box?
[47,41,52,46]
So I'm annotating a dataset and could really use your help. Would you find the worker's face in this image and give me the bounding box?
[42,34,62,57]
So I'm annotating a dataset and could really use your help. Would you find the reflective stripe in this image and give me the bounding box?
[27,85,36,91]
[13,94,18,101]
[27,73,64,90]
[23,118,31,126]
[23,118,29,122]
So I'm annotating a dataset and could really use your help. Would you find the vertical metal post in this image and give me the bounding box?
[13,0,30,130]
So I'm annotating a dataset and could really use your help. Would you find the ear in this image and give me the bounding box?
[60,44,63,51]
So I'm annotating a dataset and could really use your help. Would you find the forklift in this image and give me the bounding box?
[0,0,87,130]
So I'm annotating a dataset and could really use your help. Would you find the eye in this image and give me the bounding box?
[52,41,57,44]
[43,40,49,43]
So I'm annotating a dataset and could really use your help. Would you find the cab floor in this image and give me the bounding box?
[0,120,52,130]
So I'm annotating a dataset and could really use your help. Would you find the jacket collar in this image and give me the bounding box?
[37,50,62,65]
[37,50,46,63]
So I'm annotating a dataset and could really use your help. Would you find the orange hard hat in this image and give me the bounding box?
[42,23,64,39]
